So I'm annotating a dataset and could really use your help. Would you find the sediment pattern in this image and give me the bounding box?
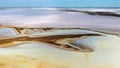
[0,28,102,52]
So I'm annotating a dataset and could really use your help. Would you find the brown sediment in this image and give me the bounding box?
[0,27,118,35]
[0,34,101,52]
[14,28,24,34]
[42,28,53,31]
[13,28,54,35]
[12,28,120,36]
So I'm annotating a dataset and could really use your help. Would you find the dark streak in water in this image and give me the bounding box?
[61,9,120,17]
[69,42,94,52]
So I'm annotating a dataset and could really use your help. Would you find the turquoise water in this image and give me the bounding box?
[0,0,120,7]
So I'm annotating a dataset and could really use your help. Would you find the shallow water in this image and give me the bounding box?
[0,8,120,34]
[0,8,120,68]
[0,28,119,68]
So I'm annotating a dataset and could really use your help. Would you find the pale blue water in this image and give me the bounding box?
[0,0,120,8]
